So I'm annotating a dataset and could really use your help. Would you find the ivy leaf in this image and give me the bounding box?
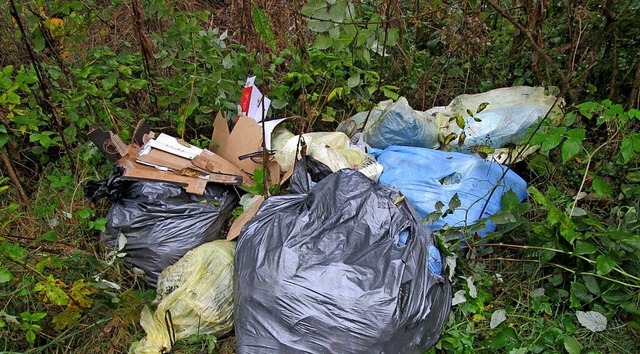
[347,75,360,88]
[34,275,69,306]
[576,311,607,332]
[448,193,461,211]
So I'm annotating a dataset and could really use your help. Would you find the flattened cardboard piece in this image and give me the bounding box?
[192,149,252,184]
[132,120,151,146]
[211,113,280,184]
[137,147,198,172]
[227,195,265,241]
[119,146,207,195]
[88,128,128,161]
[137,147,243,186]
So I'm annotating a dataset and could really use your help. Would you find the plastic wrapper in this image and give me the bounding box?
[130,241,235,354]
[372,146,528,238]
[234,159,451,354]
[337,97,440,150]
[275,132,367,172]
[101,180,238,287]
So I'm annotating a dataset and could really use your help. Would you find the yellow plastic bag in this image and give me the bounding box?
[130,240,235,354]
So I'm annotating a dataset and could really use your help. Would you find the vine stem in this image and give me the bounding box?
[482,243,640,283]
[472,257,640,289]
[569,130,619,216]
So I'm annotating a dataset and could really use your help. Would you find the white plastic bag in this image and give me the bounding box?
[435,86,560,151]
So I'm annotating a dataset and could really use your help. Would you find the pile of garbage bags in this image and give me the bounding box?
[86,85,557,353]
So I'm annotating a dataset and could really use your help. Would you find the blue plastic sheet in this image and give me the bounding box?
[371,146,528,239]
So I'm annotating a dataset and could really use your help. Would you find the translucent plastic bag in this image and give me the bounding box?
[338,97,440,150]
[275,132,367,172]
[434,86,560,151]
[130,240,235,354]
[372,146,528,238]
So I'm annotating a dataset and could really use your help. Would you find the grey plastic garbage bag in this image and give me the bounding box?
[234,160,451,354]
[371,146,528,240]
[101,180,238,287]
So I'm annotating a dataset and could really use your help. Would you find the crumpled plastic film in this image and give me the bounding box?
[130,240,235,354]
[234,159,451,354]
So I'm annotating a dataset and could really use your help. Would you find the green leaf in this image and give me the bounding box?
[33,33,45,52]
[380,86,399,100]
[347,75,360,88]
[563,335,582,354]
[0,267,13,283]
[26,329,36,344]
[455,114,465,129]
[314,34,333,50]
[596,254,617,275]
[591,176,611,197]
[6,91,20,104]
[561,139,582,163]
[570,281,593,306]
[620,134,640,162]
[0,125,9,147]
[476,102,489,114]
[581,275,600,295]
[540,127,565,152]
[601,289,631,304]
[566,128,586,141]
[574,240,597,255]
[448,193,461,210]
[38,230,58,243]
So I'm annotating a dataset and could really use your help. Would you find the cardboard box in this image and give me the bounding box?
[210,112,284,185]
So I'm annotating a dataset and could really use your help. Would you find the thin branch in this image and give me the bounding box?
[484,0,554,67]
[0,147,29,206]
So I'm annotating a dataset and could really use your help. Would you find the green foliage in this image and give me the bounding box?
[1,0,640,352]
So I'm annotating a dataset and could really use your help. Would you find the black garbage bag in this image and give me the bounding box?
[99,179,238,287]
[234,160,452,354]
